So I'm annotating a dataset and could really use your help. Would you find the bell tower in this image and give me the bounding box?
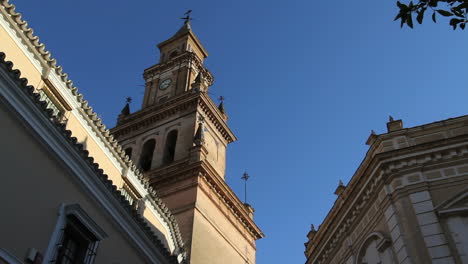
[111,15,264,264]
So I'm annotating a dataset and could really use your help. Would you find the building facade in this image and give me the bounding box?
[304,117,468,264]
[0,1,263,263]
[110,19,264,264]
[0,1,186,263]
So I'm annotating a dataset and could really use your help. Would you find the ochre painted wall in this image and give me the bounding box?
[0,20,42,88]
[0,105,149,263]
[191,187,256,264]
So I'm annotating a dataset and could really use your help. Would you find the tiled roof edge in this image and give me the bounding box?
[0,0,185,252]
[0,52,184,264]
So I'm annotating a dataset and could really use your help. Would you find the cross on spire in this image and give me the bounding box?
[180,10,193,24]
[125,97,132,104]
[241,172,250,204]
[219,96,225,102]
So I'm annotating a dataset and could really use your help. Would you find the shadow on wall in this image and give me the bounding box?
[138,196,171,251]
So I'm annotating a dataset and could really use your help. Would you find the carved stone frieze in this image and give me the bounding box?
[307,135,468,264]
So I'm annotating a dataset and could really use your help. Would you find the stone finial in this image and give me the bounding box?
[117,97,132,125]
[366,129,378,146]
[244,203,255,219]
[218,96,226,114]
[306,224,317,240]
[218,101,225,112]
[386,115,403,132]
[120,103,130,116]
[194,72,202,84]
[191,73,206,93]
[120,97,132,115]
[193,116,205,146]
[334,180,346,196]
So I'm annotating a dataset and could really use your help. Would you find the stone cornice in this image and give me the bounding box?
[0,55,180,263]
[111,91,236,143]
[199,161,264,240]
[148,160,264,240]
[143,52,213,85]
[306,131,468,264]
[111,92,198,139]
[198,92,237,143]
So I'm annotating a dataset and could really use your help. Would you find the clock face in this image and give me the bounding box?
[159,79,172,90]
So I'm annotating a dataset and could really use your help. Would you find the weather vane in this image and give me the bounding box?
[241,172,250,204]
[125,96,132,104]
[181,10,193,24]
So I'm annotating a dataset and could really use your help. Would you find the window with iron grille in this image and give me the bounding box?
[43,204,107,264]
[57,215,98,264]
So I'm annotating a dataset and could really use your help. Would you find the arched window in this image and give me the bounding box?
[163,130,178,165]
[170,50,178,59]
[139,139,156,171]
[124,147,132,159]
[356,232,394,264]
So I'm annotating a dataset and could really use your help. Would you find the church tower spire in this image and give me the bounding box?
[141,13,211,109]
[111,14,263,264]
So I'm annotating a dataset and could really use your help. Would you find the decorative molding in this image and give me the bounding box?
[0,55,181,263]
[0,2,186,255]
[0,248,23,264]
[306,132,468,264]
[148,159,264,240]
[112,91,236,143]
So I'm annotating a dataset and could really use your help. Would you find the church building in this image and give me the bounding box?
[111,16,264,264]
[0,1,263,263]
[305,117,468,264]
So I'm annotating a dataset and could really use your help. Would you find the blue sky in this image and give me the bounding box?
[12,0,468,263]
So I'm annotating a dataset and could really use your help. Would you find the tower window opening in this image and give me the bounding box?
[169,50,178,59]
[139,139,156,171]
[124,147,132,159]
[163,130,178,165]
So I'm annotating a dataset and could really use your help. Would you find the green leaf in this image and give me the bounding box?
[400,13,407,28]
[432,11,437,23]
[394,11,403,21]
[407,12,414,28]
[452,8,465,18]
[417,9,425,24]
[397,1,405,9]
[436,9,453,16]
[458,2,468,10]
[449,18,462,29]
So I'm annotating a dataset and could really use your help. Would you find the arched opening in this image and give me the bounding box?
[139,139,156,171]
[163,130,178,165]
[169,50,178,59]
[356,232,393,264]
[124,147,132,159]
